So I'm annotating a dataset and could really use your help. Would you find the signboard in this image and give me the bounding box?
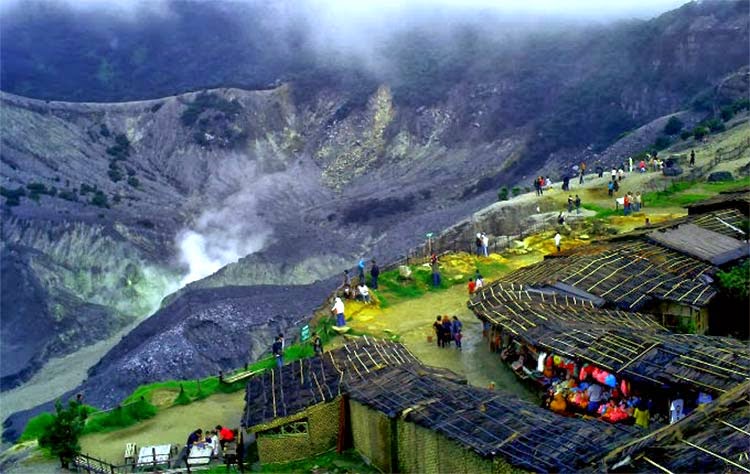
[300,324,311,342]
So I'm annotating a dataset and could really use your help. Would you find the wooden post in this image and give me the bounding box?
[152,447,157,471]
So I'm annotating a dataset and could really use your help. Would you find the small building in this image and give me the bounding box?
[242,337,419,465]
[602,381,750,473]
[469,282,749,403]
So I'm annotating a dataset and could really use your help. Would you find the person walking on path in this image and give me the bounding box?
[635,192,642,212]
[557,212,565,226]
[608,180,614,197]
[433,316,444,348]
[441,316,453,348]
[690,149,695,167]
[575,194,581,214]
[431,258,441,287]
[272,336,283,368]
[452,316,463,350]
[369,259,379,289]
[554,232,561,252]
[567,195,574,213]
[628,156,633,173]
[331,297,346,327]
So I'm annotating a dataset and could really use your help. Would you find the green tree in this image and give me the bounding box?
[693,126,709,141]
[38,400,87,469]
[717,260,749,302]
[663,116,683,135]
[497,186,509,201]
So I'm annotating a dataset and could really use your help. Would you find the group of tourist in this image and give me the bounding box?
[432,315,463,349]
[181,425,237,463]
[533,176,553,196]
[342,260,379,304]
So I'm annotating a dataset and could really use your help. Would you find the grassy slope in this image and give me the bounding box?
[21,119,750,467]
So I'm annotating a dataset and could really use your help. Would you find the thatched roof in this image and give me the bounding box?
[469,282,750,396]
[647,223,749,266]
[242,338,419,428]
[690,208,749,240]
[502,240,717,310]
[598,382,750,473]
[347,364,638,473]
[686,189,750,216]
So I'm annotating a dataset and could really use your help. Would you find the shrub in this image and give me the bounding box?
[693,126,709,141]
[703,118,725,133]
[663,116,683,135]
[79,183,96,195]
[180,92,242,126]
[511,186,522,196]
[497,186,509,201]
[108,163,124,182]
[106,133,131,160]
[720,106,734,122]
[1,186,26,206]
[680,130,692,140]
[90,191,109,208]
[173,385,192,406]
[99,124,110,137]
[127,176,140,188]
[82,398,156,434]
[653,135,671,150]
[717,260,749,302]
[58,190,78,202]
[732,98,750,113]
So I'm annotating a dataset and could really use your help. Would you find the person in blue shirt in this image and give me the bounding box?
[272,336,283,368]
[357,258,366,283]
[452,316,463,350]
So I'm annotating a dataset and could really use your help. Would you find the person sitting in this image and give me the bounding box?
[210,430,220,458]
[633,399,650,428]
[187,428,203,448]
[549,391,567,414]
[586,383,603,413]
[217,425,235,450]
[467,278,477,294]
[356,282,371,303]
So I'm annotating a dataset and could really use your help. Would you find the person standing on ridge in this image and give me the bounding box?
[554,232,562,252]
[272,336,283,368]
[575,194,581,214]
[312,332,323,357]
[481,232,489,257]
[369,259,379,289]
[431,256,441,287]
[690,149,695,167]
[357,258,366,283]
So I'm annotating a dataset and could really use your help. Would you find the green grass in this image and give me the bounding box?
[20,333,325,441]
[581,203,618,218]
[258,449,378,473]
[475,259,510,278]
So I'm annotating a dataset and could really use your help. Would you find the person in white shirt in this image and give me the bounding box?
[357,282,371,304]
[554,232,562,252]
[331,297,345,327]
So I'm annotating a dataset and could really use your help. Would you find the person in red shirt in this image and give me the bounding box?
[216,425,234,449]
[468,278,477,294]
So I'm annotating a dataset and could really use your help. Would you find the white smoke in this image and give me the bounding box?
[176,189,271,287]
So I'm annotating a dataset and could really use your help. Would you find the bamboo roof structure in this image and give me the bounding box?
[599,382,750,473]
[689,208,749,240]
[347,365,638,473]
[469,282,750,396]
[242,337,419,428]
[501,240,718,310]
[647,223,749,266]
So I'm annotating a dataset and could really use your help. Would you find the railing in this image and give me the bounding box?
[713,136,750,165]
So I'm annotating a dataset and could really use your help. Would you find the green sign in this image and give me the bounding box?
[300,324,311,342]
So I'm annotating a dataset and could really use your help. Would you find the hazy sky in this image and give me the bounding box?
[1,0,691,20]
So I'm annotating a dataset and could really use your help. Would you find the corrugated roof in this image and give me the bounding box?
[647,223,749,265]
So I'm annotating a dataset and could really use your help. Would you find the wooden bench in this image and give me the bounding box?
[124,442,137,464]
